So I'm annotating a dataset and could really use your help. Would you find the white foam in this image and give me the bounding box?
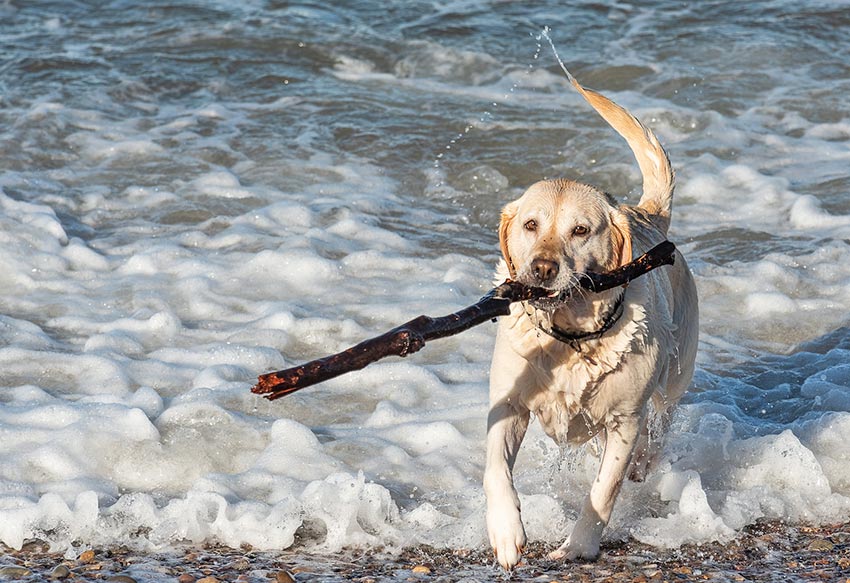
[189,171,255,200]
[790,195,850,231]
[0,189,68,246]
[631,471,735,547]
[66,132,166,164]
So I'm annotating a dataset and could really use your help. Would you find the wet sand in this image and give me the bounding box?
[1,520,848,582]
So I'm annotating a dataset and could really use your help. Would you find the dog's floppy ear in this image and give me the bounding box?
[499,201,519,278]
[609,209,633,271]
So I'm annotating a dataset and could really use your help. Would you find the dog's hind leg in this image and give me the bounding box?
[627,395,666,482]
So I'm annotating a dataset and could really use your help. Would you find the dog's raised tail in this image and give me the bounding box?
[561,68,675,231]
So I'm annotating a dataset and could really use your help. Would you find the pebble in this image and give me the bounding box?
[229,558,250,571]
[50,565,71,579]
[411,565,431,574]
[611,554,651,565]
[0,566,32,578]
[275,570,295,583]
[78,550,96,563]
[807,538,834,551]
[197,577,219,583]
[20,540,50,553]
[107,576,139,583]
[177,574,196,583]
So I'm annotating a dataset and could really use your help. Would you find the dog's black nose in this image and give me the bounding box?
[531,258,559,284]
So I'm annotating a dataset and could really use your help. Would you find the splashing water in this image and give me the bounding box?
[430,32,544,185]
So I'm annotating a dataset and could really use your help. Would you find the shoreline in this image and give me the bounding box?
[1,520,849,582]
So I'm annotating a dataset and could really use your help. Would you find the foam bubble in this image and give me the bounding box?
[632,471,735,547]
[790,195,850,231]
[0,189,68,246]
[189,171,255,200]
[66,132,166,164]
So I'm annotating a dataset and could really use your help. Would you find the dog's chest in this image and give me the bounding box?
[522,350,611,444]
[505,304,649,445]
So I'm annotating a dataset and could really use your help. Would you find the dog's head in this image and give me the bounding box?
[499,179,631,302]
[496,72,679,309]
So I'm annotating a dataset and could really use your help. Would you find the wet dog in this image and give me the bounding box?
[484,72,699,569]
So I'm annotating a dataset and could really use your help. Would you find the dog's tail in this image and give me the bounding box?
[564,71,675,232]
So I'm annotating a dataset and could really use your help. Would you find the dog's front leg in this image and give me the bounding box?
[484,398,530,570]
[550,414,641,561]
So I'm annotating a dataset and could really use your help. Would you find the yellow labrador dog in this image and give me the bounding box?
[484,73,699,569]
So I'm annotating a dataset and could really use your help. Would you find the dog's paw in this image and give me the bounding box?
[548,535,600,562]
[492,537,525,571]
[487,507,527,570]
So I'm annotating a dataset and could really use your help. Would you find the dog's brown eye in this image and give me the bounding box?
[573,225,589,236]
[523,219,538,232]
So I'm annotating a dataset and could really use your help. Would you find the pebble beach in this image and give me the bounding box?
[3,520,850,583]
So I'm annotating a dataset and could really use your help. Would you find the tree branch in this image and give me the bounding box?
[252,240,676,400]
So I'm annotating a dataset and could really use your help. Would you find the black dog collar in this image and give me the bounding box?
[527,291,626,348]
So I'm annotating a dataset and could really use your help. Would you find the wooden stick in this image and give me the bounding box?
[252,240,676,400]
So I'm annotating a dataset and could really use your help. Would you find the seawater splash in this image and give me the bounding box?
[540,26,578,86]
[430,31,545,184]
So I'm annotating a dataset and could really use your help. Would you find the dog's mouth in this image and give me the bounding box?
[527,286,575,310]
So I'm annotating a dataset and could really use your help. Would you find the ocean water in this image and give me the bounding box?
[1,0,850,559]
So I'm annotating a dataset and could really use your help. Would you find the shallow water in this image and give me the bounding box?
[1,0,850,557]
